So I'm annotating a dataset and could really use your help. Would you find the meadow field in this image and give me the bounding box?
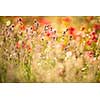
[0,16,100,82]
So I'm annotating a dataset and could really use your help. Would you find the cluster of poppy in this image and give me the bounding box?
[1,16,100,82]
[13,17,58,52]
[4,17,100,58]
[86,31,98,45]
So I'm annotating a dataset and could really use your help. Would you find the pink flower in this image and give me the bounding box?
[16,41,20,49]
[87,51,94,58]
[22,41,26,49]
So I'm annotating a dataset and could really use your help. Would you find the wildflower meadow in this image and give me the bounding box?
[0,16,100,82]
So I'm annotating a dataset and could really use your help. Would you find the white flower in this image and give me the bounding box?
[93,57,96,61]
[66,51,72,58]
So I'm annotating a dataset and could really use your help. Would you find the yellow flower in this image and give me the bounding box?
[6,20,11,26]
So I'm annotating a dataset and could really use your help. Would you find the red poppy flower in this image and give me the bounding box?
[39,18,51,25]
[20,25,26,31]
[90,31,96,35]
[90,31,98,42]
[92,37,98,42]
[46,30,53,37]
[68,26,76,35]
[87,40,92,45]
[63,17,71,23]
[93,24,100,31]
[46,32,51,37]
